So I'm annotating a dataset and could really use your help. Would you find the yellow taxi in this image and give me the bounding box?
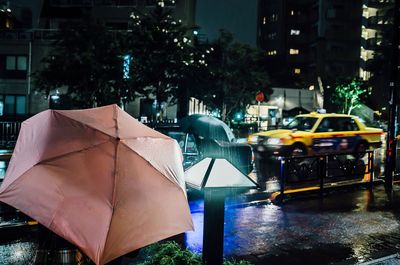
[248,112,383,157]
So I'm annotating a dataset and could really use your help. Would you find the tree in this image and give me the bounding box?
[333,78,366,115]
[33,18,132,109]
[125,2,206,119]
[200,30,271,123]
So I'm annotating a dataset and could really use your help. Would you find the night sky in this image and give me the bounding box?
[195,0,258,46]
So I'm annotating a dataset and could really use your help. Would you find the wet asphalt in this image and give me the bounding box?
[185,183,400,265]
[2,182,400,264]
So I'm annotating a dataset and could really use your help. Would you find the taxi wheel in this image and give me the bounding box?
[289,144,307,157]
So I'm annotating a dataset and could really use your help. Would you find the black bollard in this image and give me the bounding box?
[202,189,226,265]
[184,157,258,265]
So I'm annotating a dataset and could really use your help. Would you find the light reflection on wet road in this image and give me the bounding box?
[0,236,38,265]
[185,185,400,265]
[2,184,400,264]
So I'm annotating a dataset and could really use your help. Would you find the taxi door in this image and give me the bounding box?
[312,117,360,154]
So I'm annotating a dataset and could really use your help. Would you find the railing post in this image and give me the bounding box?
[369,151,374,190]
[319,155,326,198]
[279,157,286,202]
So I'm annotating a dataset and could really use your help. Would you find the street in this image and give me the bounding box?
[0,146,399,265]
[185,184,400,265]
[1,181,400,264]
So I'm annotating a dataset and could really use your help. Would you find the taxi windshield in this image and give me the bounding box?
[285,116,318,132]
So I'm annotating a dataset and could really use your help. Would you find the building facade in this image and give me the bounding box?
[0,0,196,119]
[359,0,395,113]
[257,0,362,111]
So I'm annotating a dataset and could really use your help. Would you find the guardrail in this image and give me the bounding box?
[256,150,375,201]
[0,121,21,150]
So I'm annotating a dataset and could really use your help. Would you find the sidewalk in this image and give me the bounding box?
[186,180,400,265]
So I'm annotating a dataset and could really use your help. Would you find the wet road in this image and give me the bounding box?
[2,184,400,264]
[185,184,400,265]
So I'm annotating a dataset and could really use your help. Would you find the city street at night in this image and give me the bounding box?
[1,0,400,264]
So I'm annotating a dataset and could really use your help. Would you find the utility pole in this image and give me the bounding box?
[384,0,400,190]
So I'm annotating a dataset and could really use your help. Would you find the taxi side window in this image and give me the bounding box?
[316,118,334,132]
[336,117,359,131]
[316,117,359,132]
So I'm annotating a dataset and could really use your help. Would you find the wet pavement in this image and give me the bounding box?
[2,182,400,264]
[185,183,400,265]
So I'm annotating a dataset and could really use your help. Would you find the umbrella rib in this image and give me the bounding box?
[111,106,119,207]
[119,141,183,189]
[37,140,111,165]
[54,111,117,138]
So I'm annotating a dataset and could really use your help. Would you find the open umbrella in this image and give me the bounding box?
[179,114,253,174]
[0,104,193,265]
[180,114,235,142]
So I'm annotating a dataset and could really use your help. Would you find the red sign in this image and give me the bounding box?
[256,91,264,102]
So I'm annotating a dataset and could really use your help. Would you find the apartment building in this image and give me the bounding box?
[359,0,394,112]
[257,0,362,111]
[0,0,195,119]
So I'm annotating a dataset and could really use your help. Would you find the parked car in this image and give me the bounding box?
[154,116,254,174]
[154,124,202,169]
[248,112,384,158]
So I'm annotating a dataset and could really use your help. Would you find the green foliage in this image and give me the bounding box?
[333,78,366,115]
[139,241,202,265]
[137,241,253,265]
[32,18,132,108]
[200,30,271,123]
[32,2,270,119]
[126,3,208,117]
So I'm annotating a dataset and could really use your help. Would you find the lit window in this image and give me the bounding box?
[294,68,301,74]
[290,29,300,35]
[6,56,16,70]
[267,50,277,56]
[290,10,294,15]
[5,55,27,71]
[17,56,27,70]
[359,68,371,81]
[271,14,278,21]
[262,17,266,25]
[5,18,13,29]
[289,49,299,55]
[362,8,369,18]
[0,94,26,115]
[16,96,26,114]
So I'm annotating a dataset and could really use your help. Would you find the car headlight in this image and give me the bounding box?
[266,138,282,145]
[248,135,259,144]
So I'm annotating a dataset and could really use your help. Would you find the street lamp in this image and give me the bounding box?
[185,158,258,265]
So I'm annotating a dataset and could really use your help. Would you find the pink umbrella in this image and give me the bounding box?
[0,104,193,265]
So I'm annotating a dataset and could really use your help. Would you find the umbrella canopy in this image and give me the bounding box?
[179,114,235,142]
[0,104,193,265]
[185,157,258,190]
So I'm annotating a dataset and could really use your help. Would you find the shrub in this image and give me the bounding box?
[137,241,253,265]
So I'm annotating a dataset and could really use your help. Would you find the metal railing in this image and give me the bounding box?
[0,121,21,150]
[268,150,374,198]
